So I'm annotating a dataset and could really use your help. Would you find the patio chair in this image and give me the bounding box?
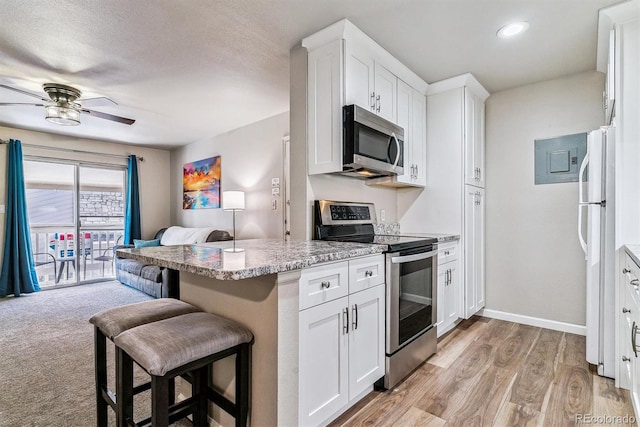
[32,252,57,281]
[93,235,123,274]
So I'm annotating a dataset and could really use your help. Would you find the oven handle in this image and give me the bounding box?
[391,250,437,264]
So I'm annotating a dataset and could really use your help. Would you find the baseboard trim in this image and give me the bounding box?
[478,308,587,336]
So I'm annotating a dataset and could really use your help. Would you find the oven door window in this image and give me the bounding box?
[398,253,434,347]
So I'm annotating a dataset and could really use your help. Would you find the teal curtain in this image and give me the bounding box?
[124,155,141,245]
[0,139,40,297]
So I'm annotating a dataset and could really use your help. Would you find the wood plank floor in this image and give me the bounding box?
[329,317,637,426]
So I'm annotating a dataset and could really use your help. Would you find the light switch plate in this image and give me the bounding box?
[0,204,5,214]
[272,199,277,210]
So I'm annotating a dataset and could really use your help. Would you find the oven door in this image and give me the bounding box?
[386,247,438,354]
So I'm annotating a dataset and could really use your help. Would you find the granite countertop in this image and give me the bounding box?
[625,244,640,266]
[116,239,386,281]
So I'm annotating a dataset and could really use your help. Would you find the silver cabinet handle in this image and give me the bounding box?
[623,356,631,362]
[415,164,419,178]
[633,321,639,357]
[631,279,640,287]
[624,268,632,274]
[321,281,330,289]
[365,270,373,277]
[370,92,376,110]
[343,308,349,334]
[376,95,381,113]
[478,168,481,180]
[444,250,450,256]
[623,307,632,313]
[352,304,358,330]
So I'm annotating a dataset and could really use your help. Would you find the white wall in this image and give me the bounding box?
[485,71,605,325]
[0,126,172,263]
[170,112,289,240]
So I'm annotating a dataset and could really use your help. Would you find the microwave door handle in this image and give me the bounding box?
[390,132,400,168]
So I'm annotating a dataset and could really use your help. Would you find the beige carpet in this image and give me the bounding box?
[0,281,190,427]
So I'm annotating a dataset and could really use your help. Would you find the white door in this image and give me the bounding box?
[436,266,446,330]
[464,88,476,186]
[474,96,485,188]
[475,188,485,310]
[411,89,427,186]
[444,262,460,325]
[348,285,385,399]
[374,63,396,122]
[299,297,349,426]
[464,186,485,318]
[395,79,412,184]
[345,43,375,112]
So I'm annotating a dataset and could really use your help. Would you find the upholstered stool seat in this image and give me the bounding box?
[114,312,254,427]
[89,299,201,426]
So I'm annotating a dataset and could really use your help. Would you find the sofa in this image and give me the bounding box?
[114,227,233,298]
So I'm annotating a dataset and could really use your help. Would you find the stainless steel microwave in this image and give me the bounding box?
[341,104,404,179]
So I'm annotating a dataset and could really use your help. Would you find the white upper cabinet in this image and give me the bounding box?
[464,88,486,188]
[302,19,428,180]
[373,62,397,122]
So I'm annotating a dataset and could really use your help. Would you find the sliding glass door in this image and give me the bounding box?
[24,159,126,288]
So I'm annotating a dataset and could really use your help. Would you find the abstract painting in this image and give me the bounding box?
[183,156,221,209]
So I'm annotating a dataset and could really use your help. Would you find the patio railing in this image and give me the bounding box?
[30,225,125,287]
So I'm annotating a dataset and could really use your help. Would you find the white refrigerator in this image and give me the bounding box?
[578,126,615,378]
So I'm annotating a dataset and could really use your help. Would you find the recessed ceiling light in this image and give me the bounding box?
[497,21,529,38]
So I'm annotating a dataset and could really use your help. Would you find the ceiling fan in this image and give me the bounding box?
[0,83,135,126]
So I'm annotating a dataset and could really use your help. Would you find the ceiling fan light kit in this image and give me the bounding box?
[45,104,81,126]
[0,82,135,126]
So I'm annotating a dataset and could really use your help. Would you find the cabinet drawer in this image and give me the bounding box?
[624,253,640,307]
[438,242,458,265]
[349,255,385,293]
[299,261,349,310]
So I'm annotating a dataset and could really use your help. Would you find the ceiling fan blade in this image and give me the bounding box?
[81,96,117,108]
[0,84,48,102]
[81,108,135,125]
[0,102,45,107]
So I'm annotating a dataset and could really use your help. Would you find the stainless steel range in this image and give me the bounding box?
[314,200,438,389]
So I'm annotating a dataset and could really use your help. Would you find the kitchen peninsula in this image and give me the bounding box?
[117,239,387,426]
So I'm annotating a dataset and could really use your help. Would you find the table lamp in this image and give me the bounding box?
[223,190,245,252]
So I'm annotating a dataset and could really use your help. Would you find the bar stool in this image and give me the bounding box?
[113,312,254,427]
[89,299,201,426]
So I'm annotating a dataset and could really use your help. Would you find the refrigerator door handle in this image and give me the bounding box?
[578,150,590,204]
[578,204,588,257]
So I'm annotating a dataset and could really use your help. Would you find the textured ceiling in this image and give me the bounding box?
[0,0,622,148]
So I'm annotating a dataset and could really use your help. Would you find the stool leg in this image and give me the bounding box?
[116,347,134,427]
[151,375,170,427]
[94,327,108,427]
[192,366,209,427]
[236,343,252,427]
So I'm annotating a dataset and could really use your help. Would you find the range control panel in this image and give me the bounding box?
[329,204,371,221]
[315,200,377,226]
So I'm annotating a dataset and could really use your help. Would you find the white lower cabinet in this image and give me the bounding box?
[436,242,460,337]
[299,256,385,427]
[619,248,640,418]
[464,186,485,318]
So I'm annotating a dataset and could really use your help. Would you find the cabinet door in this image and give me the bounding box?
[307,40,343,175]
[374,62,397,122]
[345,43,375,112]
[299,297,349,426]
[411,89,427,186]
[464,186,485,318]
[395,79,413,185]
[464,88,485,188]
[348,285,385,400]
[605,28,616,124]
[475,188,485,310]
[445,261,460,326]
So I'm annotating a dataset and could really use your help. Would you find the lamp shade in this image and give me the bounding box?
[223,191,245,210]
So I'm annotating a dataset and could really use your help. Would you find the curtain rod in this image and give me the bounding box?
[0,139,143,161]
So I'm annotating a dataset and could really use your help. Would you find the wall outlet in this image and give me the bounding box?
[0,204,5,214]
[271,177,280,187]
[380,209,385,222]
[272,187,280,196]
